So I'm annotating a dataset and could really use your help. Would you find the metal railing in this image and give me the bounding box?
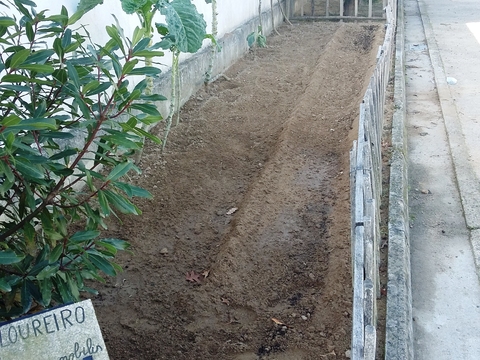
[349,1,396,358]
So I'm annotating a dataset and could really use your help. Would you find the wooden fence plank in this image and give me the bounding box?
[352,225,365,359]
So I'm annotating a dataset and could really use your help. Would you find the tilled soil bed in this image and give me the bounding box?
[93,21,384,360]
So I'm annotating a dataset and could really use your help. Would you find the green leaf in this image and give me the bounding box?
[103,189,140,214]
[24,49,55,64]
[0,250,25,265]
[1,74,30,82]
[113,182,153,198]
[0,278,12,292]
[88,253,116,276]
[128,66,162,76]
[36,264,60,281]
[70,230,100,242]
[131,26,145,46]
[21,280,33,313]
[9,48,31,69]
[9,117,57,131]
[106,25,125,55]
[140,94,167,102]
[45,14,68,26]
[18,63,55,73]
[106,161,134,181]
[122,59,139,75]
[97,190,111,216]
[1,114,21,127]
[0,16,16,27]
[40,278,53,306]
[120,0,148,14]
[130,103,161,116]
[66,61,80,89]
[0,84,30,91]
[99,238,131,251]
[159,0,207,53]
[53,68,68,83]
[62,28,72,49]
[49,245,63,263]
[25,21,34,42]
[49,148,78,161]
[85,82,111,96]
[15,157,44,179]
[137,114,163,125]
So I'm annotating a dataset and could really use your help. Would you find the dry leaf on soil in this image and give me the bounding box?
[185,270,203,283]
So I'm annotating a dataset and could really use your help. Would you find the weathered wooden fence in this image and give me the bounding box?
[288,0,388,19]
[349,1,396,359]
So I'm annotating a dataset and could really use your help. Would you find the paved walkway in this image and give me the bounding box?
[404,0,480,358]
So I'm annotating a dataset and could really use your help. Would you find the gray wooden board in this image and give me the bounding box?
[0,299,109,360]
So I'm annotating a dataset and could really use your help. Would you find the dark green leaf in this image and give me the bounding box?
[106,161,134,181]
[49,245,63,263]
[128,66,162,76]
[97,190,111,216]
[88,253,116,276]
[24,49,55,64]
[0,278,12,292]
[18,63,55,73]
[62,28,72,49]
[15,157,44,179]
[0,250,24,265]
[130,103,161,116]
[99,238,131,251]
[1,74,30,82]
[49,148,78,161]
[36,264,60,281]
[21,280,33,313]
[70,230,100,242]
[40,278,53,306]
[103,189,140,214]
[0,84,30,91]
[140,94,168,101]
[113,182,153,198]
[66,61,80,89]
[53,68,68,83]
[85,82,111,96]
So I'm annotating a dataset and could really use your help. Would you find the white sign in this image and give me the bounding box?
[0,299,109,360]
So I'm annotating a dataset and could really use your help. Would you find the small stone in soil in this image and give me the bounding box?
[160,247,169,255]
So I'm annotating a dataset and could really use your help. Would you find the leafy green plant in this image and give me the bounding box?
[247,25,267,49]
[120,0,208,150]
[0,0,166,319]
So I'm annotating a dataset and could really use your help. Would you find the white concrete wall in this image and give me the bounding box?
[34,0,273,69]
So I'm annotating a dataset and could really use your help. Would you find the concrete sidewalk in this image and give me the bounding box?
[404,0,480,358]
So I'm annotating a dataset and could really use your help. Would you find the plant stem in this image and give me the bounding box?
[278,0,293,26]
[270,0,280,35]
[162,50,180,150]
[205,0,218,84]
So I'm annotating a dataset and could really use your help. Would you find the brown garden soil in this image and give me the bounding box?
[93,21,384,360]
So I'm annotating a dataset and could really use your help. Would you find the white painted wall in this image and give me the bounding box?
[33,0,273,69]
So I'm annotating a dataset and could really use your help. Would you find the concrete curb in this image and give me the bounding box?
[385,0,415,358]
[417,0,480,282]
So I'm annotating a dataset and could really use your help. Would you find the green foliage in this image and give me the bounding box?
[156,0,207,53]
[77,0,104,13]
[247,25,267,48]
[0,0,165,319]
